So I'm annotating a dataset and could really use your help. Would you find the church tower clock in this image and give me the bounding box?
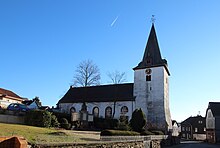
[133,23,172,132]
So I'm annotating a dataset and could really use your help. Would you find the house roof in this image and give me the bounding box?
[58,83,135,104]
[133,23,170,75]
[172,120,178,126]
[0,88,22,99]
[181,115,205,126]
[207,102,220,117]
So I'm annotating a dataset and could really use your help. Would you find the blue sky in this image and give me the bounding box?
[1,0,220,122]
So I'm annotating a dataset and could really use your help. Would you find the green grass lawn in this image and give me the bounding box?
[0,123,85,145]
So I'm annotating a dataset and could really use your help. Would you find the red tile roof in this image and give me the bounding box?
[0,88,22,99]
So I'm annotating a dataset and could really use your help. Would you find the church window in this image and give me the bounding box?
[93,107,99,117]
[146,75,151,81]
[121,106,128,115]
[70,107,76,113]
[105,106,112,118]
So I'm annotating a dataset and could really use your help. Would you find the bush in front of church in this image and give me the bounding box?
[140,130,154,135]
[60,118,71,130]
[100,129,140,136]
[129,108,146,132]
[93,117,119,130]
[116,121,131,131]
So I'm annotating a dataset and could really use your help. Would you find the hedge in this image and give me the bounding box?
[140,130,154,135]
[151,130,164,135]
[25,110,59,128]
[100,130,140,136]
[94,117,119,130]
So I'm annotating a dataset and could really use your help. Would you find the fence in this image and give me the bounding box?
[0,114,24,124]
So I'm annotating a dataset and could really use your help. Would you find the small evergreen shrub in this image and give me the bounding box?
[116,121,131,131]
[52,112,71,123]
[129,108,146,132]
[100,130,140,136]
[60,118,71,130]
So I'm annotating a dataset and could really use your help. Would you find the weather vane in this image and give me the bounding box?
[151,15,156,24]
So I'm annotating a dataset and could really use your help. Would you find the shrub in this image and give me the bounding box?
[25,110,51,127]
[93,117,119,130]
[129,108,146,132]
[60,118,71,130]
[100,130,140,136]
[116,121,131,131]
[151,130,164,135]
[0,108,6,114]
[51,115,60,127]
[52,112,71,123]
[140,130,154,135]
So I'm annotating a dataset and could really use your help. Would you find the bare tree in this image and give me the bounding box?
[107,70,126,118]
[107,70,126,84]
[73,59,101,87]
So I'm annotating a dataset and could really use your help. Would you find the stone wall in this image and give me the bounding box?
[34,135,169,148]
[33,141,145,148]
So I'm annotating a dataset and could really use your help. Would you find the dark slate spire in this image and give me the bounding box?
[133,23,170,75]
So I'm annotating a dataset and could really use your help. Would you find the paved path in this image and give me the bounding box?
[166,141,220,148]
[69,130,101,141]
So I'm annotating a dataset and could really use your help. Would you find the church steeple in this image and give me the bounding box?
[133,23,169,75]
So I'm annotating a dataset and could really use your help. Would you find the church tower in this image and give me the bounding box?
[133,23,172,132]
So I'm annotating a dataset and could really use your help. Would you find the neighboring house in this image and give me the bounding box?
[22,100,39,109]
[57,23,173,132]
[181,115,206,140]
[22,97,42,110]
[0,88,25,109]
[172,120,180,137]
[206,102,220,143]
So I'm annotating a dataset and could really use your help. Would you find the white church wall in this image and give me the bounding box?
[59,101,134,120]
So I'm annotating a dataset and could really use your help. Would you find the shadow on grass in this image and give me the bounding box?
[80,138,100,141]
[47,132,68,136]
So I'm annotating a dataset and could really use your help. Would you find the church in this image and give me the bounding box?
[57,23,172,132]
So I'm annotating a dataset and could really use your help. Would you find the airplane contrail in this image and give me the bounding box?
[110,16,119,27]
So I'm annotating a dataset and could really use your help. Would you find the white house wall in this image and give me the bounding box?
[206,109,215,129]
[59,101,134,120]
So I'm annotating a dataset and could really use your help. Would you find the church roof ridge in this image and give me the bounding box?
[70,82,134,89]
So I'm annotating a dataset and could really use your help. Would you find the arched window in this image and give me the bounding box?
[105,106,112,118]
[93,107,99,117]
[70,107,76,113]
[121,106,128,115]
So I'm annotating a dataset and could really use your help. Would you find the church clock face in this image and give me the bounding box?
[145,69,152,74]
